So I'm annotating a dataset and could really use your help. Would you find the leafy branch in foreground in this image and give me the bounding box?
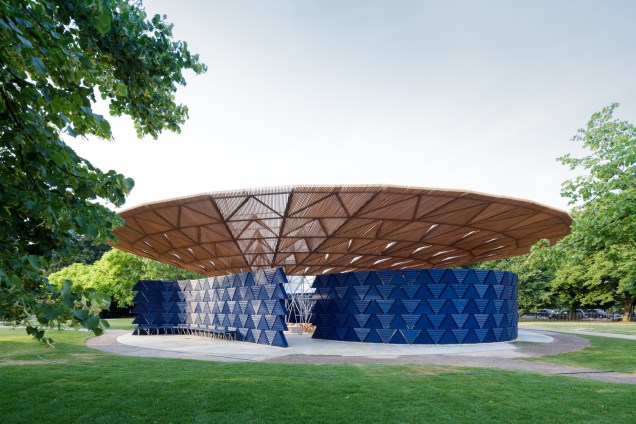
[0,0,206,342]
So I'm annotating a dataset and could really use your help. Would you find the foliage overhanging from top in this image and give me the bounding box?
[0,0,206,341]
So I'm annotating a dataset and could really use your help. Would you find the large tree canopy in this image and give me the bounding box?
[554,104,636,320]
[0,0,205,341]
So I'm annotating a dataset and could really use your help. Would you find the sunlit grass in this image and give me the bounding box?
[1,329,635,423]
[520,320,636,335]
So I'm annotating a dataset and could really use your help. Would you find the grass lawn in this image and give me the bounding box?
[104,317,135,331]
[527,335,636,373]
[1,329,635,423]
[520,320,636,335]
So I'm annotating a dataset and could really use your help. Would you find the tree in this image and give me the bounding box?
[44,237,111,274]
[556,103,636,320]
[49,251,203,309]
[0,0,206,342]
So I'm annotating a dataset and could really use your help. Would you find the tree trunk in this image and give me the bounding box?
[622,296,635,322]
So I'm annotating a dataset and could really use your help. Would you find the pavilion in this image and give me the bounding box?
[113,185,571,347]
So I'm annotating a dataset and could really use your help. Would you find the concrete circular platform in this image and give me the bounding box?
[115,329,552,362]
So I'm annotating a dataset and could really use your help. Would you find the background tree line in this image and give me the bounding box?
[477,104,635,321]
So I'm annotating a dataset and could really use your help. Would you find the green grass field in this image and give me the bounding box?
[520,320,636,335]
[525,335,636,373]
[104,317,136,330]
[1,328,635,423]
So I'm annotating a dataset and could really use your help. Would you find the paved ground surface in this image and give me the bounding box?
[519,325,636,340]
[85,329,636,384]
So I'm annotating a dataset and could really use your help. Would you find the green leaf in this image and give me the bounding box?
[84,315,100,330]
[93,6,112,35]
[16,34,34,49]
[29,55,46,74]
[73,309,89,321]
[27,255,42,270]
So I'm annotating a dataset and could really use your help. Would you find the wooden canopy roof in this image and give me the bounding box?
[112,185,571,276]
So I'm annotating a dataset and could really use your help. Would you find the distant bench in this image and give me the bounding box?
[133,324,237,341]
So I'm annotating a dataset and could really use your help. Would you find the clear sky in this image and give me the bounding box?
[67,0,636,211]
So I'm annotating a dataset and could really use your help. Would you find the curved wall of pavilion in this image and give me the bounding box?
[310,269,518,344]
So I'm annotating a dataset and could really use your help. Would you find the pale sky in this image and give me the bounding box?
[68,0,636,212]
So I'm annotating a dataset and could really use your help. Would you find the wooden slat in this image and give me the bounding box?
[112,185,571,276]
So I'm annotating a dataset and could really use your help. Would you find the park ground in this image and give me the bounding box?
[0,320,634,423]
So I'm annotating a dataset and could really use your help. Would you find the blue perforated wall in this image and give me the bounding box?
[132,268,289,347]
[310,269,518,344]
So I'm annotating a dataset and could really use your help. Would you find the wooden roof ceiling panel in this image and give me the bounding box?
[358,195,419,220]
[299,194,348,219]
[162,229,197,249]
[179,205,222,228]
[112,185,571,276]
[287,191,333,216]
[214,195,247,220]
[415,195,457,219]
[142,234,174,254]
[471,211,536,232]
[200,224,234,243]
[152,206,180,227]
[334,219,381,239]
[134,215,175,235]
[337,191,375,216]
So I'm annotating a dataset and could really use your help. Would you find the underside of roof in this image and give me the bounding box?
[112,185,572,276]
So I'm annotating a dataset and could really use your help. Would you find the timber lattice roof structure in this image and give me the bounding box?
[112,185,571,276]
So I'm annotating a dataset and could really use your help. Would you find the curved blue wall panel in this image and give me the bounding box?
[310,269,518,344]
[132,268,289,347]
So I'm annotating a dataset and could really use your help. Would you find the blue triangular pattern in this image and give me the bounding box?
[389,272,406,286]
[364,301,384,315]
[364,286,382,300]
[376,300,394,314]
[401,314,420,329]
[389,330,408,344]
[402,270,420,284]
[391,315,408,330]
[402,285,420,299]
[474,314,489,328]
[364,314,382,328]
[364,272,382,285]
[256,330,270,345]
[354,271,370,285]
[452,299,469,314]
[452,314,469,329]
[427,269,445,283]
[427,284,444,299]
[353,300,370,313]
[376,285,394,299]
[376,328,396,343]
[364,329,382,343]
[354,314,371,327]
[343,328,360,342]
[376,270,395,284]
[354,328,371,341]
[401,300,421,314]
[334,287,350,300]
[388,300,409,315]
[377,314,394,329]
[474,300,489,313]
[353,286,370,299]
[426,329,446,343]
[335,327,349,340]
[427,314,445,329]
[451,330,470,343]
[414,330,434,343]
[427,299,446,314]
[401,329,420,344]
[439,330,458,344]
